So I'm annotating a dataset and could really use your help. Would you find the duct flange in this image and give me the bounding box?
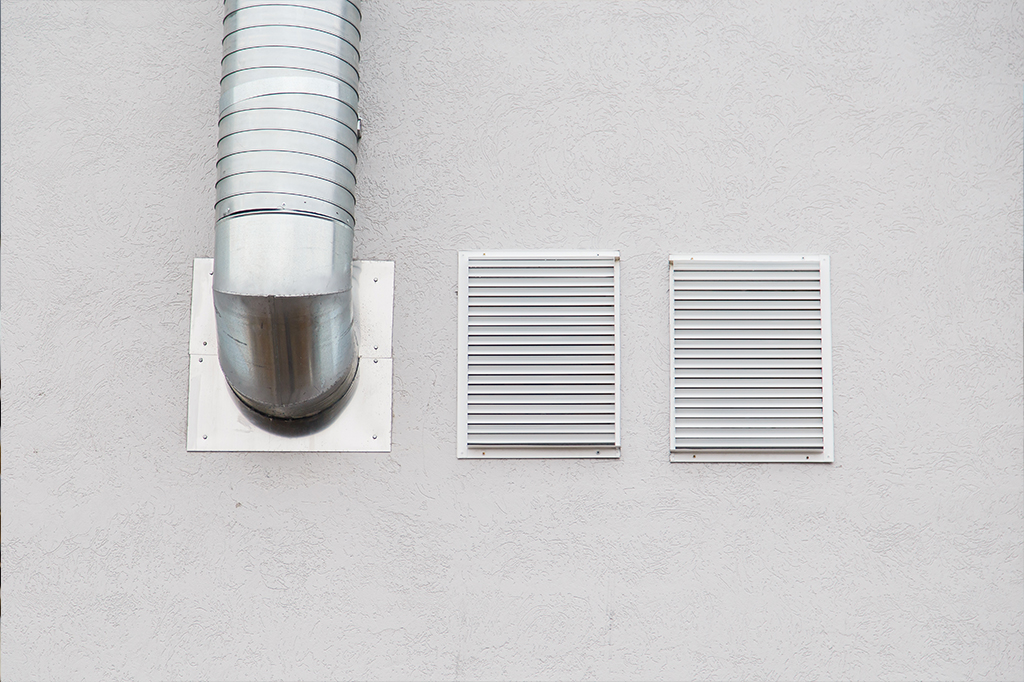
[186,257,394,452]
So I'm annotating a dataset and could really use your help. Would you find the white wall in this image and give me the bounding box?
[2,1,1022,679]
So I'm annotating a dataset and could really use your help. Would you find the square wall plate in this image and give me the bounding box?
[186,258,394,452]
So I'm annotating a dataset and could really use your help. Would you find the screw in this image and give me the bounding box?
[199,358,203,362]
[203,341,207,346]
[203,435,208,440]
[373,277,378,282]
[373,359,378,364]
[372,434,377,439]
[373,344,378,350]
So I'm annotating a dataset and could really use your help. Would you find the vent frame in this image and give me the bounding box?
[458,250,621,459]
[668,254,834,463]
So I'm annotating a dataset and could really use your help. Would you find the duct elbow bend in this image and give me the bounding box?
[213,213,358,420]
[213,0,363,420]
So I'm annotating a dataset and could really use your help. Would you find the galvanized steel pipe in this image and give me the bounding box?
[213,0,362,419]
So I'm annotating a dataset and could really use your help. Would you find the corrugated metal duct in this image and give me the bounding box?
[213,0,362,419]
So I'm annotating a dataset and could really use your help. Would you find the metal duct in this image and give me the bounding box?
[213,0,362,419]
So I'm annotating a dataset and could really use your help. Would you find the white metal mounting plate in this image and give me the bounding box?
[186,258,394,452]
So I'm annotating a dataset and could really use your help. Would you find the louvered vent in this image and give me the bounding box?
[458,252,620,458]
[670,255,833,462]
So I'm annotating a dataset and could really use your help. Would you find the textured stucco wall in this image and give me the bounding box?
[2,1,1022,679]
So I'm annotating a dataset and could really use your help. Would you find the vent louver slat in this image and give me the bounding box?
[459,252,620,458]
[670,256,833,462]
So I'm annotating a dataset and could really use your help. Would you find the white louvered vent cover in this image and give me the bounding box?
[458,251,620,459]
[670,255,834,462]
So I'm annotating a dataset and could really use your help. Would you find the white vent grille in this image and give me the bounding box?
[458,251,620,458]
[669,255,833,462]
